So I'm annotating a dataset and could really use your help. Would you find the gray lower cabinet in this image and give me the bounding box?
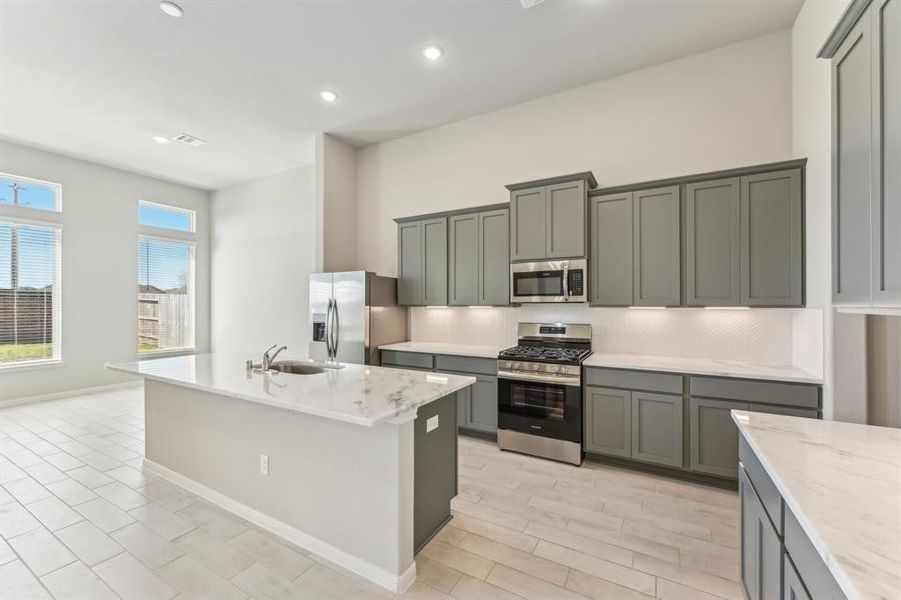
[589,193,634,306]
[396,217,447,306]
[633,186,681,306]
[478,209,510,305]
[689,397,748,479]
[457,373,498,434]
[631,392,683,468]
[685,177,741,306]
[784,555,812,600]
[510,187,548,261]
[584,387,631,458]
[741,169,803,306]
[739,466,782,600]
[448,213,479,305]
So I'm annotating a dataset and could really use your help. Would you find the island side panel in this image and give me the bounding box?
[413,392,458,553]
[144,379,414,587]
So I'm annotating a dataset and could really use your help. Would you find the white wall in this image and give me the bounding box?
[317,134,359,273]
[790,0,852,417]
[0,140,211,402]
[356,30,815,366]
[211,165,316,359]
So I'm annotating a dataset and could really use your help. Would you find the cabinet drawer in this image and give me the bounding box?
[785,507,847,599]
[749,404,819,419]
[691,376,819,409]
[435,355,497,376]
[739,436,783,534]
[381,351,434,370]
[585,367,683,394]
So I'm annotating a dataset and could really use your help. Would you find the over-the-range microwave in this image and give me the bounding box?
[510,259,587,303]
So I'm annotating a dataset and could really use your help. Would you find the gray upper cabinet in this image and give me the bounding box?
[397,221,423,306]
[448,213,479,306]
[825,0,900,308]
[590,193,634,306]
[633,186,681,306]
[546,181,587,259]
[510,187,548,261]
[396,217,447,306]
[478,208,510,305]
[631,392,683,468]
[584,387,632,458]
[872,0,901,306]
[741,169,803,306]
[507,172,596,262]
[685,178,741,306]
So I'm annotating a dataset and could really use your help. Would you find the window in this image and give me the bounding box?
[0,174,62,366]
[137,201,195,354]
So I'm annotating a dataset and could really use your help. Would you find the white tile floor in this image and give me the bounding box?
[0,387,741,599]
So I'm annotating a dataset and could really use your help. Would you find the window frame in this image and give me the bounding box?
[136,201,197,359]
[0,182,64,370]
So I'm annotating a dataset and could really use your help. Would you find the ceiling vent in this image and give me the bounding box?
[173,133,206,147]
[519,0,547,9]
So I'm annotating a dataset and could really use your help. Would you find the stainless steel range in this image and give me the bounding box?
[497,322,592,466]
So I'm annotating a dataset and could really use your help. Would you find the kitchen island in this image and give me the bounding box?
[733,410,901,600]
[107,353,476,593]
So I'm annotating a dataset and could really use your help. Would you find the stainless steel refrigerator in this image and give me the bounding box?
[309,271,408,365]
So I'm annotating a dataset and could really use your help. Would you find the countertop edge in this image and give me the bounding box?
[378,343,504,360]
[582,358,823,385]
[106,363,476,427]
[731,411,859,600]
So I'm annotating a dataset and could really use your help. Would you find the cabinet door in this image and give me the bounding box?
[741,169,803,306]
[510,187,547,261]
[685,178,741,306]
[448,213,479,306]
[784,554,812,600]
[584,387,631,458]
[873,0,901,306]
[631,392,683,468]
[456,385,470,431]
[546,181,586,258]
[633,186,681,306]
[466,374,498,434]
[479,209,510,306]
[740,467,783,600]
[689,397,748,479]
[422,217,448,306]
[397,221,423,306]
[589,193,634,306]
[832,21,873,305]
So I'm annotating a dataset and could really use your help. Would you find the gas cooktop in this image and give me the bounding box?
[497,345,591,365]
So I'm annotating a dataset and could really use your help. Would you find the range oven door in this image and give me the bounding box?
[497,375,582,443]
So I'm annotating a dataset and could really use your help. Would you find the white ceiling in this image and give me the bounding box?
[0,0,802,190]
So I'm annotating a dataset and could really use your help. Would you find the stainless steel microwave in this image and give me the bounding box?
[510,259,587,303]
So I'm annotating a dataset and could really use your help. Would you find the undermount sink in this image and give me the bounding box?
[268,361,325,375]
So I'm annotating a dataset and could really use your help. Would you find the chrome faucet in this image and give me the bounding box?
[262,344,287,371]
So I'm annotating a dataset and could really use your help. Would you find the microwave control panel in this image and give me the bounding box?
[567,270,584,297]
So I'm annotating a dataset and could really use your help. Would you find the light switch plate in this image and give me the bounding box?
[426,415,439,433]
[260,454,269,475]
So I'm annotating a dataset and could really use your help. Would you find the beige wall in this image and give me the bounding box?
[317,133,359,273]
[867,316,901,427]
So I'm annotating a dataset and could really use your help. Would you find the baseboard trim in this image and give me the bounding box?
[0,381,143,408]
[143,459,417,593]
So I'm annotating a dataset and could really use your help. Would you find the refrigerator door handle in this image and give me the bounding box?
[331,300,340,358]
[325,298,334,359]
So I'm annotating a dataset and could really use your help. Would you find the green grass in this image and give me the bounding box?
[138,343,160,352]
[0,342,53,363]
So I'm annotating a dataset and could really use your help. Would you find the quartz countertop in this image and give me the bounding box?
[379,342,507,360]
[732,411,901,600]
[107,353,475,427]
[582,353,822,384]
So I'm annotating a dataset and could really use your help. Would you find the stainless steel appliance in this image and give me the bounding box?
[497,322,591,465]
[510,259,587,303]
[309,271,408,365]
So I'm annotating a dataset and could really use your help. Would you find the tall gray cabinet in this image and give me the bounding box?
[822,0,901,307]
[507,172,597,261]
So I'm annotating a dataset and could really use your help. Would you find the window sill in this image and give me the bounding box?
[136,348,197,360]
[0,359,66,373]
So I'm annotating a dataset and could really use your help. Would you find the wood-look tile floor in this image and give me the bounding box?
[0,388,741,599]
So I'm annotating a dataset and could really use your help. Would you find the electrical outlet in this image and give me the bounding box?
[260,453,269,475]
[426,415,439,433]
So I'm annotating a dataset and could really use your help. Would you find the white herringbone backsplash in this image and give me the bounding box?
[410,305,811,365]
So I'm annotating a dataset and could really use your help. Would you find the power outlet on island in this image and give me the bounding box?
[260,453,269,476]
[426,415,439,433]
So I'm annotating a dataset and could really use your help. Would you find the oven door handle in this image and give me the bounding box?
[498,370,581,387]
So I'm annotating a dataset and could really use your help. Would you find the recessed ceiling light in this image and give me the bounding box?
[421,45,444,61]
[159,1,183,17]
[152,135,169,144]
[319,90,339,102]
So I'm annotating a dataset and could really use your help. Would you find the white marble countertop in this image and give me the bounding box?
[732,411,901,600]
[583,353,822,384]
[107,353,475,427]
[379,341,507,360]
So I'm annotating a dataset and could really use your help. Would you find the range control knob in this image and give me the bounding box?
[548,366,560,373]
[529,363,539,371]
